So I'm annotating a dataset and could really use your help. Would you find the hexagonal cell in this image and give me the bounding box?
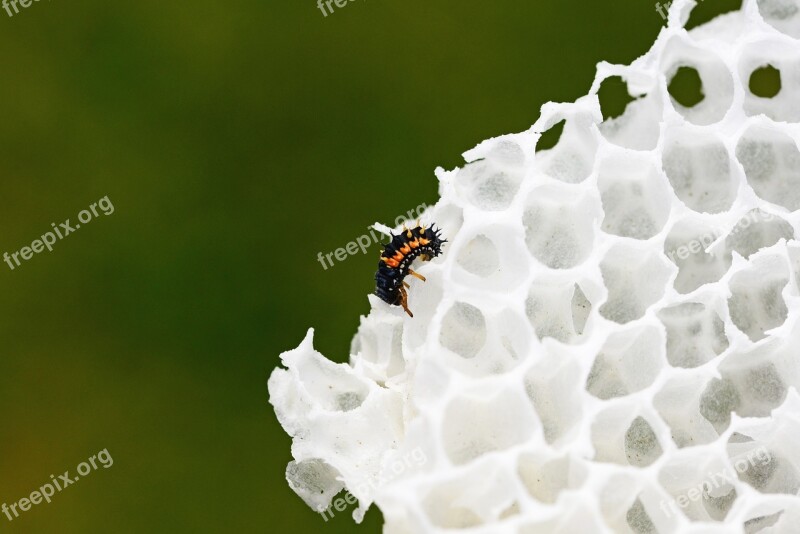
[525,358,582,445]
[592,406,663,465]
[739,40,800,122]
[719,344,791,417]
[517,453,587,504]
[526,281,592,344]
[286,459,345,512]
[661,37,734,125]
[625,416,664,467]
[455,159,523,211]
[599,244,672,324]
[439,302,487,359]
[699,378,741,434]
[657,453,739,521]
[662,127,737,214]
[655,375,720,447]
[703,483,738,522]
[727,256,789,342]
[725,209,794,259]
[533,112,598,184]
[664,218,732,294]
[598,153,671,239]
[657,302,729,368]
[453,225,529,292]
[437,306,532,378]
[523,186,599,269]
[597,76,663,151]
[757,0,800,38]
[728,442,800,495]
[586,325,664,400]
[442,387,537,466]
[736,125,800,211]
[456,234,499,277]
[421,466,519,529]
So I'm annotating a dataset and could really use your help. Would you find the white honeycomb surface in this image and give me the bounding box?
[268,0,800,531]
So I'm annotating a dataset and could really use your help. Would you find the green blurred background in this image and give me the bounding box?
[0,0,740,532]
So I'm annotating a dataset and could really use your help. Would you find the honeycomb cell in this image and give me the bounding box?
[526,281,592,344]
[736,126,800,211]
[585,325,664,400]
[661,38,734,125]
[455,159,522,211]
[456,234,499,277]
[439,302,487,359]
[727,256,789,342]
[757,0,800,38]
[724,209,794,259]
[625,416,663,467]
[664,218,732,293]
[599,245,672,324]
[662,127,736,213]
[657,302,729,368]
[523,186,598,269]
[442,388,537,465]
[598,153,671,239]
[533,113,598,184]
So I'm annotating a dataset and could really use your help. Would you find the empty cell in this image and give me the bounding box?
[657,302,729,368]
[586,325,664,400]
[661,38,734,125]
[664,218,732,294]
[598,154,671,239]
[625,416,663,467]
[439,302,487,359]
[526,282,592,343]
[757,0,800,38]
[523,187,598,269]
[736,126,800,211]
[599,245,672,324]
[727,257,789,342]
[655,376,721,447]
[721,359,788,417]
[725,209,794,259]
[517,453,587,504]
[455,160,522,211]
[422,467,520,528]
[597,76,663,151]
[525,360,582,445]
[702,484,737,522]
[442,388,537,465]
[740,41,800,122]
[533,114,598,184]
[662,128,736,214]
[286,459,345,512]
[592,406,657,464]
[699,378,741,434]
[452,226,529,292]
[456,234,499,278]
[732,448,800,495]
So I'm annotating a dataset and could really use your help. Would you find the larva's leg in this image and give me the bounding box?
[403,281,410,289]
[408,269,426,282]
[399,286,413,317]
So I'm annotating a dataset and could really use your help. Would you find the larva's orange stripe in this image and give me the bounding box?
[409,239,420,249]
[400,244,411,254]
[419,238,430,245]
[386,258,399,268]
[393,251,404,261]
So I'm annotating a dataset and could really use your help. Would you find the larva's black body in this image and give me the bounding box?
[375,224,446,317]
